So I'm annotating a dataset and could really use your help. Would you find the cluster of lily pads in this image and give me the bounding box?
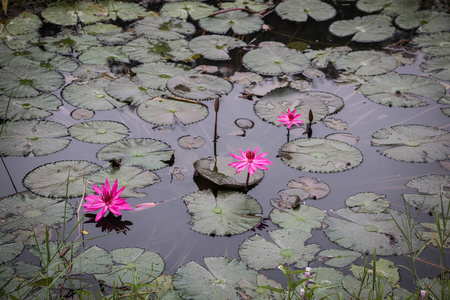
[0,0,449,298]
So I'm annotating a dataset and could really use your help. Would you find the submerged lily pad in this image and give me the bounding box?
[403,174,450,212]
[188,35,246,60]
[0,120,70,156]
[133,62,195,91]
[239,229,320,270]
[199,10,264,35]
[276,0,336,22]
[395,10,450,33]
[329,15,395,43]
[134,16,196,40]
[173,256,258,300]
[41,1,107,26]
[345,192,390,213]
[412,32,450,56]
[242,46,310,75]
[137,98,208,126]
[279,138,363,173]
[318,249,360,268]
[334,51,398,76]
[421,56,450,82]
[183,189,262,236]
[0,193,72,231]
[371,125,450,163]
[97,138,174,171]
[69,121,129,144]
[0,93,62,120]
[167,74,233,100]
[270,205,326,232]
[23,160,102,198]
[356,0,419,16]
[160,1,218,20]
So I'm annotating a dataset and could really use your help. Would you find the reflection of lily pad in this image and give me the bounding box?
[269,205,326,232]
[371,125,450,163]
[276,0,336,22]
[167,74,233,100]
[183,189,262,236]
[334,51,398,76]
[345,192,390,214]
[279,138,363,173]
[199,10,264,35]
[189,35,246,60]
[134,16,196,40]
[403,174,450,213]
[318,249,360,268]
[329,15,395,42]
[160,1,218,20]
[395,10,450,33]
[69,121,129,144]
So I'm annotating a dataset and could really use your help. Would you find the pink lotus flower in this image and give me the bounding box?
[278,108,303,129]
[83,179,132,222]
[229,147,273,175]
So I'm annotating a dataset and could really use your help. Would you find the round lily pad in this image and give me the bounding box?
[276,0,336,22]
[220,0,271,12]
[356,0,419,16]
[189,35,246,60]
[395,10,450,33]
[279,138,363,173]
[178,135,205,149]
[5,12,42,35]
[238,274,284,300]
[287,177,330,199]
[242,46,310,75]
[134,16,196,40]
[133,62,195,91]
[269,205,326,232]
[166,74,233,100]
[329,15,395,43]
[229,72,263,85]
[0,236,24,264]
[412,32,450,56]
[97,138,174,171]
[318,249,360,268]
[23,160,102,198]
[193,156,264,188]
[160,1,218,20]
[323,118,347,131]
[403,174,450,213]
[345,192,390,214]
[41,1,107,26]
[183,189,262,236]
[78,45,129,64]
[334,51,398,76]
[0,93,62,120]
[104,77,163,106]
[40,32,97,54]
[100,0,147,22]
[198,10,264,35]
[69,120,129,144]
[371,125,450,163]
[421,56,450,82]
[13,223,48,245]
[0,120,70,156]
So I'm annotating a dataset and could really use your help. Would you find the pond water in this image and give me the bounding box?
[0,0,449,299]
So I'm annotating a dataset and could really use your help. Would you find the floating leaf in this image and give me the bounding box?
[242,46,310,75]
[270,205,326,232]
[193,156,264,188]
[329,15,395,43]
[270,188,306,210]
[239,229,320,270]
[326,133,359,145]
[183,189,262,236]
[97,138,174,171]
[235,118,254,130]
[0,120,69,156]
[334,51,398,76]
[104,77,162,106]
[199,10,264,35]
[412,32,450,56]
[167,74,233,100]
[0,93,62,120]
[276,0,336,22]
[342,274,392,299]
[133,62,195,91]
[238,274,283,300]
[189,35,246,60]
[41,1,107,26]
[0,263,14,289]
[345,192,391,213]
[5,12,42,35]
[13,223,48,245]
[160,1,218,20]
[419,220,450,248]
[1,31,40,50]
[134,16,196,40]
[356,0,419,16]
[371,125,450,163]
[101,0,147,21]
[83,23,122,36]
[40,32,98,54]
[318,249,360,268]
[324,208,423,255]
[220,0,271,12]
[395,10,450,33]
[173,256,258,300]
[421,56,450,82]
[287,177,330,199]
[97,31,135,45]
[69,120,129,144]
[78,45,129,64]
[95,248,164,287]
[403,174,450,212]
[323,118,347,131]
[194,64,219,74]
[23,160,102,198]
[72,63,111,80]
[279,138,363,173]
[71,108,95,120]
[229,72,263,85]
[0,242,24,264]
[351,258,400,288]
[310,267,347,299]
[137,98,208,126]
[178,135,205,149]
[305,46,352,68]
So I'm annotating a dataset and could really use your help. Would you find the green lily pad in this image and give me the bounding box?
[87,166,161,198]
[94,247,164,287]
[137,98,208,126]
[132,62,195,91]
[238,274,283,300]
[134,16,196,40]
[0,93,62,120]
[329,15,395,43]
[360,73,444,107]
[238,228,320,270]
[78,45,129,64]
[183,189,262,236]
[345,192,391,213]
[412,32,450,56]
[324,208,423,255]
[371,125,450,163]
[173,256,258,300]
[342,274,392,299]
[178,135,205,149]
[326,133,360,145]
[71,108,95,120]
[220,0,271,12]
[41,1,107,26]
[97,31,135,45]
[229,71,263,85]
[104,77,163,106]
[0,262,14,289]
[309,267,347,299]
[403,174,450,213]
[276,0,336,22]
[351,258,400,288]
[419,220,450,248]
[1,31,40,50]
[269,205,326,232]
[0,120,69,156]
[5,11,42,35]
[318,249,360,268]
[356,0,419,16]
[189,35,246,60]
[23,160,102,198]
[166,74,233,100]
[279,138,363,173]
[395,10,450,33]
[0,192,72,231]
[270,188,307,210]
[83,23,122,36]
[69,120,129,144]
[334,51,398,76]
[160,1,218,20]
[63,80,128,110]
[287,177,330,199]
[0,233,24,264]
[199,10,264,35]
[40,32,98,54]
[13,223,48,245]
[193,156,264,188]
[97,138,174,171]
[421,56,450,82]
[305,46,352,68]
[242,46,310,75]
[100,0,147,21]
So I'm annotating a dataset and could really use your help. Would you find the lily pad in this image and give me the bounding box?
[276,0,336,22]
[229,72,263,85]
[238,274,283,300]
[318,249,360,268]
[0,193,72,231]
[360,73,444,107]
[421,56,450,82]
[371,125,450,163]
[342,274,392,299]
[193,156,264,188]
[199,10,264,35]
[403,174,450,213]
[95,247,164,287]
[356,0,419,16]
[329,15,395,43]
[188,35,246,60]
[134,16,196,40]
[101,0,147,21]
[5,12,42,35]
[132,62,195,91]
[78,45,129,64]
[345,192,391,214]
[324,208,423,255]
[0,262,14,289]
[104,77,163,106]
[2,31,40,50]
[269,205,326,232]
[270,188,307,210]
[242,46,310,75]
[220,0,271,12]
[72,63,111,80]
[419,220,450,248]
[287,177,330,199]
[395,10,450,33]
[279,138,363,173]
[40,32,98,54]
[160,1,218,20]
[305,46,352,68]
[323,118,348,131]
[23,160,102,198]
[69,120,129,144]
[238,228,320,270]
[412,32,450,56]
[326,133,360,145]
[13,223,48,245]
[0,120,69,156]
[183,189,262,236]
[83,23,122,36]
[351,258,400,288]
[178,135,205,149]
[97,138,174,171]
[0,93,62,120]
[167,74,233,100]
[0,240,24,264]
[41,1,107,26]
[138,98,208,126]
[173,256,258,300]
[334,51,398,76]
